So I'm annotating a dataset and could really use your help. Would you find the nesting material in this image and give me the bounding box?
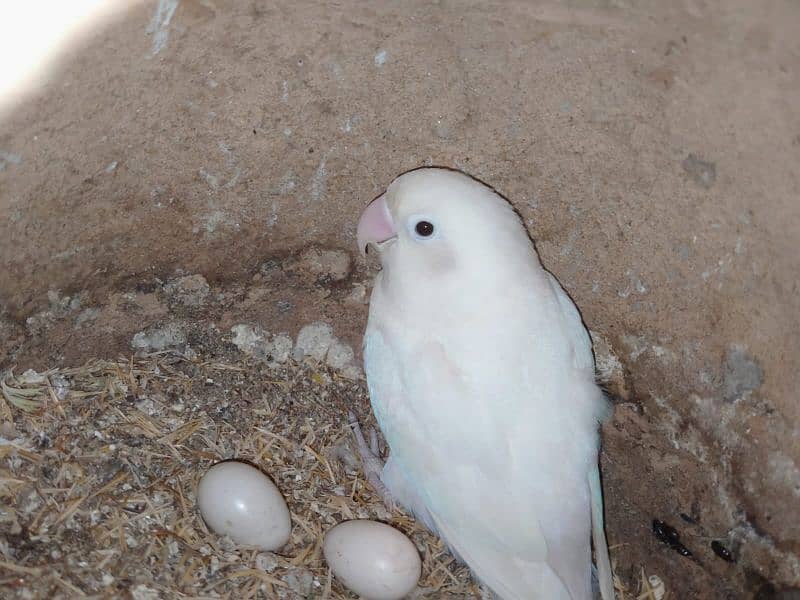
[0,352,640,598]
[0,353,476,599]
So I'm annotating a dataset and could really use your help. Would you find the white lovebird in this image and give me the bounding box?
[353,168,614,600]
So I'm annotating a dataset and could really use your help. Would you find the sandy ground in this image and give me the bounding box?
[1,0,799,598]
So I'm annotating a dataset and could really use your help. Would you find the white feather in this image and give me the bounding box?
[363,168,613,600]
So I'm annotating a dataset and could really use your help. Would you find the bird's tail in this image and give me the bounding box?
[589,464,615,600]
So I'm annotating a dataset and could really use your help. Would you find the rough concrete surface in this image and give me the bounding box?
[1,0,799,597]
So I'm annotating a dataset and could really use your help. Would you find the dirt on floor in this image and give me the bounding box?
[0,322,649,599]
[0,346,473,599]
[1,0,799,598]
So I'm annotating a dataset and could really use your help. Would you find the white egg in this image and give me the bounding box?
[323,520,421,600]
[197,460,291,551]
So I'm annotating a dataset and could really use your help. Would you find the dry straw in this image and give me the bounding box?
[1,353,650,598]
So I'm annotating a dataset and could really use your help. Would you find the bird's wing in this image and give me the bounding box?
[432,515,573,600]
[380,455,439,534]
[590,463,615,600]
[545,271,595,373]
[546,272,615,599]
[413,337,595,600]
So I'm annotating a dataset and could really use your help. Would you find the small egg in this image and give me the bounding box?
[197,461,291,551]
[323,520,421,600]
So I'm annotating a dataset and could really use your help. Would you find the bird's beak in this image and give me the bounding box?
[357,193,397,257]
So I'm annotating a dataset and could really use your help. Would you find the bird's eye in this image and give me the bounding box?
[414,221,434,237]
[408,215,438,241]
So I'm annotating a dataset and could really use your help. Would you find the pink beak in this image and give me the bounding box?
[356,194,396,256]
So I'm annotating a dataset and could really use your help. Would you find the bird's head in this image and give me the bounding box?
[357,167,534,287]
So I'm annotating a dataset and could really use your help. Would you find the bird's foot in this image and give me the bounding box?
[348,411,397,512]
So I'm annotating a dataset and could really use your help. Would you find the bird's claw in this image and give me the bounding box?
[348,412,397,512]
